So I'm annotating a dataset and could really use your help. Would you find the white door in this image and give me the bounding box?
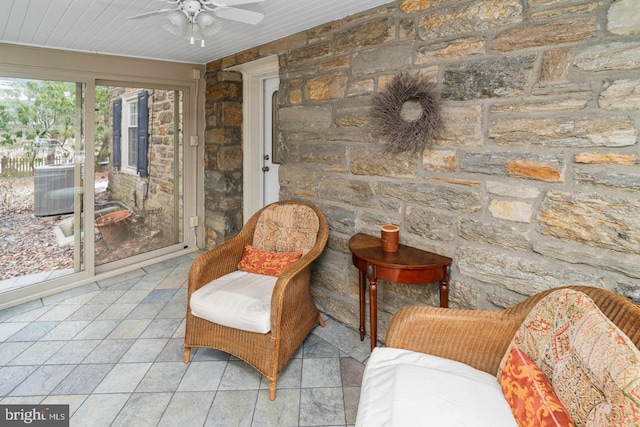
[231,55,278,222]
[262,77,280,206]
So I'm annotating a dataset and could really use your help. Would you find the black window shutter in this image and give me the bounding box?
[112,99,122,171]
[137,90,149,177]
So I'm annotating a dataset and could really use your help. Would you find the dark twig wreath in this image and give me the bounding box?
[371,72,443,153]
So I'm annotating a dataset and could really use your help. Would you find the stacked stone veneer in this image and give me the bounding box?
[204,0,640,338]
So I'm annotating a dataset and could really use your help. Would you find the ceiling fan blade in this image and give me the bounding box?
[213,7,264,25]
[128,8,176,20]
[203,0,264,7]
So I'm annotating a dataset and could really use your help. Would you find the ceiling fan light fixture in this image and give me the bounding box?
[162,10,188,36]
[197,12,223,37]
[128,0,265,48]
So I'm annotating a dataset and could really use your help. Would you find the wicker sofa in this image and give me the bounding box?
[356,286,640,426]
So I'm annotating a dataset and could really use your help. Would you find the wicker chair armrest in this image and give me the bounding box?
[386,306,522,375]
[271,266,309,323]
[187,231,253,295]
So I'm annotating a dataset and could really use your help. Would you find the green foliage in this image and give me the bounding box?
[1,80,114,167]
[0,79,77,149]
[24,80,76,140]
[0,106,12,145]
[1,134,15,146]
[0,105,9,129]
[95,85,110,163]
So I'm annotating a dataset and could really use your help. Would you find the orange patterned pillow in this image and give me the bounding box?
[237,245,302,277]
[500,347,574,427]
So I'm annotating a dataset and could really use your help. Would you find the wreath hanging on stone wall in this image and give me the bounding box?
[371,72,443,153]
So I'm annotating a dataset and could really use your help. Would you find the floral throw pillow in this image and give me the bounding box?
[500,347,574,427]
[498,289,640,426]
[237,245,302,277]
[252,204,319,255]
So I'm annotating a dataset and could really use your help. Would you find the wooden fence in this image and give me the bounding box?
[0,156,65,177]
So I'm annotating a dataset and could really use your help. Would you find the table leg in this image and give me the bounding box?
[359,269,366,341]
[439,267,449,308]
[368,273,378,351]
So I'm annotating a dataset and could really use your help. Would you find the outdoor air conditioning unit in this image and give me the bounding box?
[34,164,75,217]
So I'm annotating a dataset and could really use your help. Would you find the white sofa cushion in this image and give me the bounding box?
[189,270,277,334]
[356,347,518,427]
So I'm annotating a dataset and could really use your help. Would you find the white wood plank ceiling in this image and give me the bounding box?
[0,0,395,64]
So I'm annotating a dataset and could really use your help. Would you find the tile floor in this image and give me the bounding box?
[0,253,373,426]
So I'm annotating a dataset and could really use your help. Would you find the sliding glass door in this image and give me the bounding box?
[0,46,201,309]
[0,77,85,293]
[0,77,188,301]
[94,84,183,266]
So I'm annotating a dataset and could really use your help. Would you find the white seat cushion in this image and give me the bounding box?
[356,347,518,427]
[189,270,277,334]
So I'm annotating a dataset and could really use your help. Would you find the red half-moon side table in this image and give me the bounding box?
[349,233,452,350]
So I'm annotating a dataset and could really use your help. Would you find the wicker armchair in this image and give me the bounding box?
[385,285,640,376]
[183,200,329,400]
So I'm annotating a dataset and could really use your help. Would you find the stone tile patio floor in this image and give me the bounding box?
[0,253,373,426]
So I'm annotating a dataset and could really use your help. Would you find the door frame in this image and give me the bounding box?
[262,76,280,206]
[227,55,279,223]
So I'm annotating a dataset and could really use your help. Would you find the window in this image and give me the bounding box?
[112,90,148,177]
[125,96,138,170]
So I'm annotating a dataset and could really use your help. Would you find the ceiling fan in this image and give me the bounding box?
[129,0,265,47]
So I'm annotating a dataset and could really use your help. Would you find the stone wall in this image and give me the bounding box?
[202,63,244,248]
[204,0,640,339]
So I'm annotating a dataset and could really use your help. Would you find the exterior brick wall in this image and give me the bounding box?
[204,0,640,340]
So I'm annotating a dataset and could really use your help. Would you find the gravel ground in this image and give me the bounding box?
[0,177,74,280]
